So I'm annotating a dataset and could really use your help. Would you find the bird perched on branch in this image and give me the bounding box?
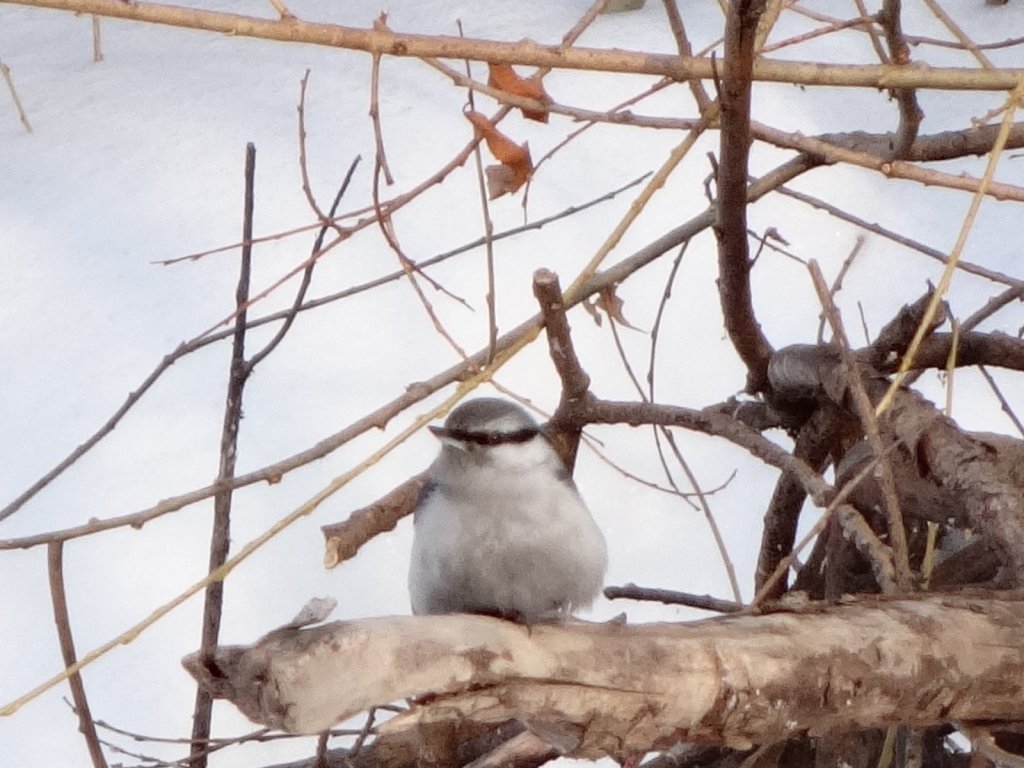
[408,397,607,623]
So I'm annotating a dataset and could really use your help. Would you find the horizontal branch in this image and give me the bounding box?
[184,597,1024,759]
[4,0,1023,90]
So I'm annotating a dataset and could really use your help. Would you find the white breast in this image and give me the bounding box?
[408,440,607,620]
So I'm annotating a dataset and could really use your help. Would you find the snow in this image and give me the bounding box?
[2,0,1023,766]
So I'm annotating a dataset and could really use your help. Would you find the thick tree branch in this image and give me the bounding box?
[184,598,1024,758]
[716,0,774,393]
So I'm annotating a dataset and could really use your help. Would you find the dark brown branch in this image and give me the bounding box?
[249,159,360,371]
[716,0,774,394]
[754,408,842,598]
[322,472,427,569]
[878,0,924,157]
[533,268,591,471]
[47,542,108,768]
[584,398,834,507]
[898,331,1024,373]
[190,142,257,768]
[604,583,743,613]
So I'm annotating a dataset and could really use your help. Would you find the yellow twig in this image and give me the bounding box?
[875,76,1024,416]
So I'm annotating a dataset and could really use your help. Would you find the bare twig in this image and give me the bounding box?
[0,57,32,132]
[459,21,498,363]
[91,15,102,61]
[815,237,865,344]
[809,260,912,590]
[297,71,349,240]
[48,542,108,768]
[368,19,393,185]
[249,158,361,370]
[979,365,1024,437]
[604,583,743,613]
[604,303,742,602]
[532,269,590,470]
[661,0,713,113]
[370,157,473,362]
[777,182,1024,289]
[878,0,924,157]
[189,142,258,768]
[322,472,427,569]
[751,121,1024,202]
[920,0,994,70]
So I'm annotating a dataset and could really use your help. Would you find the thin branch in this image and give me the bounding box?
[604,305,742,602]
[604,583,743,613]
[189,142,257,768]
[979,365,1024,437]
[3,0,1023,91]
[265,0,293,19]
[459,22,498,363]
[776,182,1024,289]
[751,121,1024,202]
[91,15,102,62]
[0,57,32,132]
[920,0,994,70]
[370,155,473,362]
[753,408,837,599]
[532,269,590,471]
[809,260,912,589]
[878,0,924,157]
[48,542,108,768]
[296,70,350,243]
[661,0,713,113]
[368,23,393,185]
[0,174,646,529]
[248,157,361,370]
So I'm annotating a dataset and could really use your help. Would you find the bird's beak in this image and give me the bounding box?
[429,425,468,451]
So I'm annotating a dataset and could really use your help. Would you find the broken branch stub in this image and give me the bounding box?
[184,598,1024,760]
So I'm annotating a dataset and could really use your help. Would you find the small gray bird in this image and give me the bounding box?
[408,398,607,622]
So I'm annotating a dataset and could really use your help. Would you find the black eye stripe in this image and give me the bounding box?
[441,427,539,446]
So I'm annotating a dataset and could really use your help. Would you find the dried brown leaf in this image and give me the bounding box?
[466,111,534,197]
[487,62,551,123]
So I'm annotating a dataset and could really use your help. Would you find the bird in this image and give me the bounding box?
[408,397,607,623]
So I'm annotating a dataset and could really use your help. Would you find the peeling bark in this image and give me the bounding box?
[185,598,1024,761]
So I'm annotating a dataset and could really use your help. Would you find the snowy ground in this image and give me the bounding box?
[2,1,1024,766]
